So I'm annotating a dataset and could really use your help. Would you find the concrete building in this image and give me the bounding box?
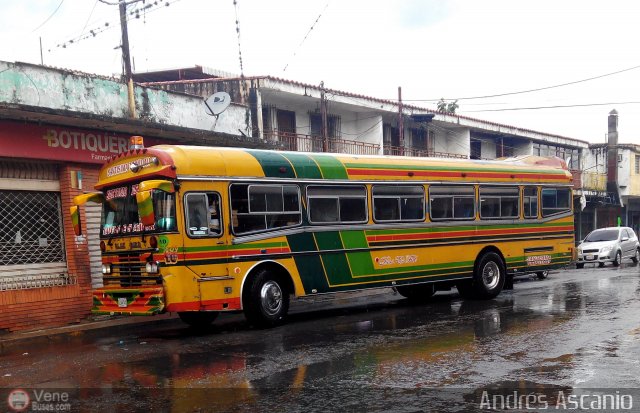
[137,66,588,166]
[0,60,266,332]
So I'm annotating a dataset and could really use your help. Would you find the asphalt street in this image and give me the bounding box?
[1,262,640,412]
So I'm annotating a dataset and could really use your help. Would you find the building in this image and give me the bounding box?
[0,61,266,332]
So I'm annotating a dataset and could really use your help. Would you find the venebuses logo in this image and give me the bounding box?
[7,389,30,412]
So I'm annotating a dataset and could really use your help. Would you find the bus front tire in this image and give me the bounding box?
[395,284,435,301]
[178,311,218,328]
[243,269,290,328]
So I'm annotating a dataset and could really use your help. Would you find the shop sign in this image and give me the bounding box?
[0,120,164,164]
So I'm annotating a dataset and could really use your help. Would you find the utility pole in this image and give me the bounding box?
[320,81,329,152]
[119,0,137,119]
[398,86,404,156]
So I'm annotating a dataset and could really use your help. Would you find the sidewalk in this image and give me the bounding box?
[0,287,397,349]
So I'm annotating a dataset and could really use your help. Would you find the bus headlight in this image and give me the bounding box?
[145,261,160,274]
[101,264,112,275]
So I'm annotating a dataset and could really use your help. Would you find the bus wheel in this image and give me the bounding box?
[471,252,505,299]
[178,311,218,328]
[243,269,290,328]
[536,271,549,280]
[395,284,435,301]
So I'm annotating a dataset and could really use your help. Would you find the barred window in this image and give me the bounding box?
[307,186,367,224]
[231,184,301,235]
[523,187,538,219]
[372,185,425,222]
[479,187,519,219]
[542,188,572,217]
[0,191,65,266]
[429,185,475,221]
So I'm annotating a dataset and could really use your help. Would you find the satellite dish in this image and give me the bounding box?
[204,91,231,116]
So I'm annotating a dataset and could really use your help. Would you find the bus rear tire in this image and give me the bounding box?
[243,268,290,328]
[395,284,435,301]
[178,311,218,328]
[536,271,549,280]
[459,252,505,300]
[473,252,505,299]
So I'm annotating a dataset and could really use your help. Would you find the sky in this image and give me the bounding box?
[2,0,640,144]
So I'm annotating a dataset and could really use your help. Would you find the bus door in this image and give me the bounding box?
[182,188,233,310]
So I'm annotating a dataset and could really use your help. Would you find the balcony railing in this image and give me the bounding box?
[579,171,607,191]
[384,145,468,160]
[265,131,380,156]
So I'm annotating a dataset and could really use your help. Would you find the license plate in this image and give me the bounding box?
[585,255,594,260]
[118,297,128,308]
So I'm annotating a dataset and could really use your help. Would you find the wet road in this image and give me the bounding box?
[2,264,640,412]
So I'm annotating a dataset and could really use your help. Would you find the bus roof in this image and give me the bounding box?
[95,145,573,189]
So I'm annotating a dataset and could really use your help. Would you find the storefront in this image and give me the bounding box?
[0,120,164,332]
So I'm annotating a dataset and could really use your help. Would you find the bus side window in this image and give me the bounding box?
[523,187,538,218]
[185,193,222,237]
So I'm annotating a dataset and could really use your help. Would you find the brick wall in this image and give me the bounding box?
[0,164,100,333]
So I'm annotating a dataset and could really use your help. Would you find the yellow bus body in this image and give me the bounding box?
[85,144,574,324]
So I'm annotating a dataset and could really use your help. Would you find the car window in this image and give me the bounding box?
[584,229,620,242]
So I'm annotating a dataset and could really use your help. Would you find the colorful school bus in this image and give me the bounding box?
[71,137,575,327]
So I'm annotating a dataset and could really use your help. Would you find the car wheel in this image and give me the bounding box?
[576,263,584,269]
[178,311,218,328]
[613,250,622,267]
[536,271,549,280]
[243,268,290,328]
[598,262,605,267]
[632,249,640,264]
[396,284,436,302]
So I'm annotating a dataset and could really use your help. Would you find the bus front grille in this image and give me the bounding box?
[104,253,161,287]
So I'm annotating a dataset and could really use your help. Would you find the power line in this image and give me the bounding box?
[282,1,330,72]
[79,0,99,38]
[233,0,245,76]
[51,0,180,51]
[32,0,65,32]
[403,64,640,102]
[462,101,640,113]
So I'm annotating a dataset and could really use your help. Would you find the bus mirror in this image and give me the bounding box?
[136,181,174,227]
[73,192,105,205]
[70,192,104,237]
[138,180,175,193]
[70,205,82,236]
[136,190,155,227]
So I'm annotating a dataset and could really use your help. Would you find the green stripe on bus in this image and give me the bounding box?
[341,231,375,276]
[246,150,296,178]
[286,232,330,293]
[308,154,348,179]
[280,152,323,179]
[314,231,352,285]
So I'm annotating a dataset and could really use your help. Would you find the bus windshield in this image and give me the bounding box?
[101,184,177,236]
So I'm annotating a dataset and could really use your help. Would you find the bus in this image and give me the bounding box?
[71,136,575,328]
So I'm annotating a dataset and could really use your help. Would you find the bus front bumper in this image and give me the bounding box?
[92,286,165,316]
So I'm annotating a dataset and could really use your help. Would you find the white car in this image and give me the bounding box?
[576,226,640,268]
